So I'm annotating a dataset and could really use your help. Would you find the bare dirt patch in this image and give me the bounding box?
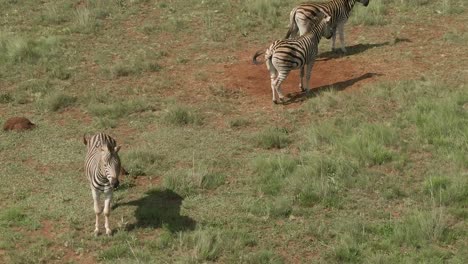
[223,52,379,102]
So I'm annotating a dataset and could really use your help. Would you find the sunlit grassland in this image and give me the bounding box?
[0,0,467,263]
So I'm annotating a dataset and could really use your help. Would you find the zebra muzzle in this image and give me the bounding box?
[112,180,120,189]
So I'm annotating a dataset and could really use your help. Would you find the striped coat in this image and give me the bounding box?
[285,0,370,52]
[83,133,121,236]
[253,13,333,103]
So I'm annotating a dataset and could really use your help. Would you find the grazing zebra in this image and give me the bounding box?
[83,133,122,236]
[285,0,370,53]
[253,13,333,104]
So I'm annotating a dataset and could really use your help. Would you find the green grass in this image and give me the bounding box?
[0,34,61,64]
[0,1,466,263]
[256,127,290,149]
[163,105,202,126]
[122,149,166,177]
[350,0,387,26]
[87,98,154,127]
[243,250,284,264]
[38,92,77,112]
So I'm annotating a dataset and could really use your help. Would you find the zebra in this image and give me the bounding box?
[252,12,333,104]
[285,0,370,53]
[83,133,122,236]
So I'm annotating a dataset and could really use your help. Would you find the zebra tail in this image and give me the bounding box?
[83,134,88,145]
[285,7,299,39]
[252,49,265,65]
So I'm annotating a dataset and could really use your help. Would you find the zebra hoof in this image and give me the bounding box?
[106,229,113,236]
[273,100,278,104]
[94,230,100,237]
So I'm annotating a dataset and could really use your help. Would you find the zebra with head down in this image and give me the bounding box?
[253,12,334,104]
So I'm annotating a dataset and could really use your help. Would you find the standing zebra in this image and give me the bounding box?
[83,133,122,236]
[285,0,370,53]
[253,13,333,104]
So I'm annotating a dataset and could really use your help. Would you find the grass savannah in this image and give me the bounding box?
[0,0,467,263]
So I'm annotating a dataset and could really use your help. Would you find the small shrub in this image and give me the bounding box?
[150,229,173,250]
[392,209,451,248]
[441,0,465,14]
[342,124,398,166]
[199,172,226,190]
[252,154,297,195]
[0,207,40,230]
[41,4,69,25]
[269,197,293,217]
[87,99,152,120]
[163,171,198,197]
[256,127,290,149]
[243,197,292,218]
[243,0,287,29]
[122,150,165,177]
[95,117,118,129]
[350,0,387,26]
[40,92,76,112]
[443,31,468,44]
[164,106,202,126]
[178,229,224,262]
[0,35,61,64]
[0,207,26,227]
[0,93,14,104]
[229,118,250,129]
[383,185,406,200]
[424,173,468,206]
[289,155,356,207]
[98,244,130,261]
[331,237,362,263]
[424,176,451,195]
[47,65,71,80]
[305,89,341,114]
[243,250,284,264]
[73,7,99,33]
[141,23,158,34]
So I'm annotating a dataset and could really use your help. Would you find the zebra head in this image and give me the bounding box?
[100,143,121,189]
[358,0,370,7]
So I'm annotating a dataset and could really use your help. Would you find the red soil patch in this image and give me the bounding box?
[217,50,384,108]
[3,117,36,132]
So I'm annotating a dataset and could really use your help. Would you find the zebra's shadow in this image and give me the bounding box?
[115,189,196,232]
[318,38,411,60]
[283,72,382,105]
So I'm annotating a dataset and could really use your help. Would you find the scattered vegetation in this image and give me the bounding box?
[38,92,77,112]
[256,127,290,149]
[350,0,387,26]
[0,0,466,263]
[163,105,202,126]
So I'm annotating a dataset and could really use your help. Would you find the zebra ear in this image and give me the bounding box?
[114,146,121,153]
[325,15,331,23]
[83,134,88,145]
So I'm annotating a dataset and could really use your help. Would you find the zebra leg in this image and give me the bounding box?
[270,76,277,103]
[304,61,315,94]
[91,189,102,236]
[299,66,305,92]
[103,191,113,236]
[337,22,347,53]
[331,31,337,52]
[266,59,279,103]
[274,73,288,104]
